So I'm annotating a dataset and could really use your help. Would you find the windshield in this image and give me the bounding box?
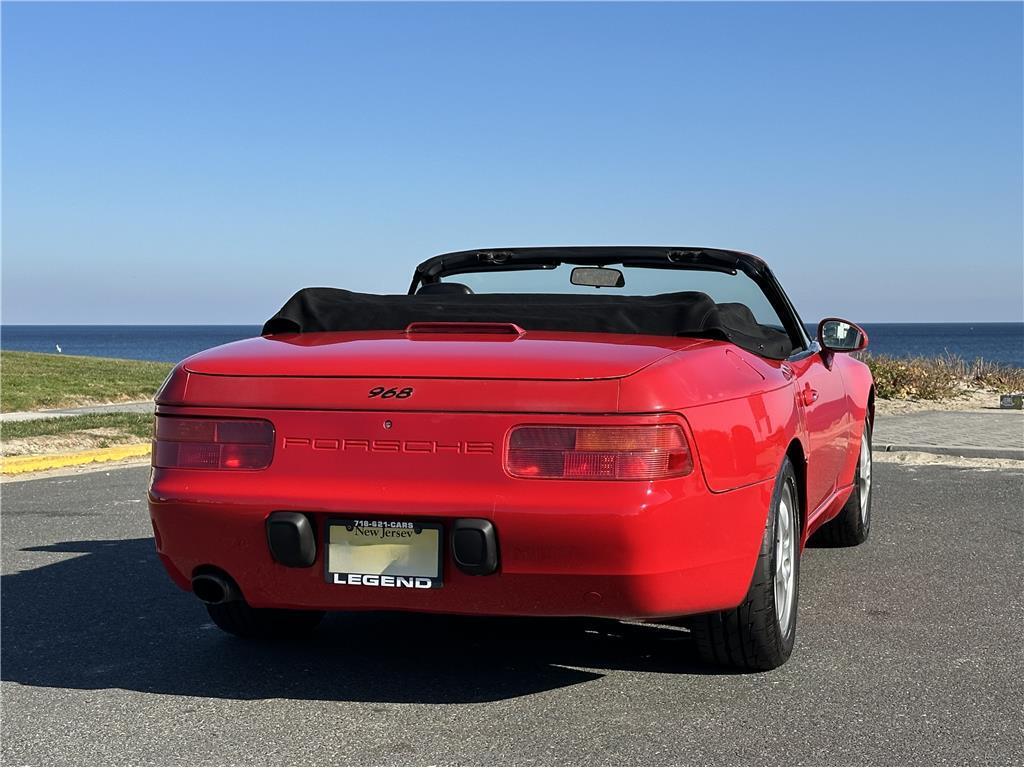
[440,264,786,330]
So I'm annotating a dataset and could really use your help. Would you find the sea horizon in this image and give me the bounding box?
[2,322,1023,368]
[4,321,1022,326]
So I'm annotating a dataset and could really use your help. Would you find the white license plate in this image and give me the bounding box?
[325,519,442,589]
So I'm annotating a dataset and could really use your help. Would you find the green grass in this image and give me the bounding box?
[1,412,154,441]
[859,352,1024,400]
[0,351,172,413]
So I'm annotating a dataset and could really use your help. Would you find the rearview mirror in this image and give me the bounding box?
[818,318,868,353]
[571,267,625,288]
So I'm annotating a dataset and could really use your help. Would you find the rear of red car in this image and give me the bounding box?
[148,329,772,621]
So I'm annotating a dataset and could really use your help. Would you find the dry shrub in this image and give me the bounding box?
[857,353,1024,401]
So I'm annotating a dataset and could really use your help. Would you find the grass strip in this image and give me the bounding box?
[0,351,172,412]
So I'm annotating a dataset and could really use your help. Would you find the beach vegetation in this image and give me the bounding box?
[859,353,1024,400]
[0,351,172,412]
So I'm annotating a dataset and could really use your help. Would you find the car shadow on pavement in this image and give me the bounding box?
[1,538,736,704]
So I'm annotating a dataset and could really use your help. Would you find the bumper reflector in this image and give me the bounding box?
[506,425,692,480]
[153,416,274,470]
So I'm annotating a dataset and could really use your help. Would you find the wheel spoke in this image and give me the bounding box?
[774,483,797,635]
[859,424,872,524]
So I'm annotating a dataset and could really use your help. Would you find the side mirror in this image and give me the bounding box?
[818,318,868,353]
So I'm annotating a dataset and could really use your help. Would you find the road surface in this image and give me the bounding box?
[2,462,1021,765]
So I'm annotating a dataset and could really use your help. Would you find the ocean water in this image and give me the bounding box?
[2,323,1022,367]
[1,325,261,364]
[835,323,1024,368]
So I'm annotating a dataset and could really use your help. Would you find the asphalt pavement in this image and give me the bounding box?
[1,462,1022,765]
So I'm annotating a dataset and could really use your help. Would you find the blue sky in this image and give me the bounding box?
[2,1,1021,324]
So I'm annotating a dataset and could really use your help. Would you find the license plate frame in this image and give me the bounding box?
[324,517,443,589]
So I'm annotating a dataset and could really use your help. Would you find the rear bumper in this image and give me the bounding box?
[149,469,773,620]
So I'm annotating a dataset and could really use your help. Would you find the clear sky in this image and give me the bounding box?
[2,1,1021,324]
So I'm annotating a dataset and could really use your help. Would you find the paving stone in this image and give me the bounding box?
[875,410,1024,451]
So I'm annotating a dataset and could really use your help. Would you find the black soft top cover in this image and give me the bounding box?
[262,288,793,359]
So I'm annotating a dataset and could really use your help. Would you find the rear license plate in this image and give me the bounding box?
[325,519,443,589]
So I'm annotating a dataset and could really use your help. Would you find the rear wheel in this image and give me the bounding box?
[811,419,872,547]
[686,457,800,671]
[207,600,324,639]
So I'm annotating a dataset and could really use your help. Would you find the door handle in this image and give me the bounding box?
[802,385,819,406]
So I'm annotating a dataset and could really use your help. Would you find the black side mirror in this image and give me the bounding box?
[818,318,869,353]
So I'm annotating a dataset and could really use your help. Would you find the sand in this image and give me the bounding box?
[1,432,147,457]
[873,450,1024,470]
[873,388,1006,415]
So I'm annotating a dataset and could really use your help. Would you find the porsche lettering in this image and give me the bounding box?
[282,437,494,454]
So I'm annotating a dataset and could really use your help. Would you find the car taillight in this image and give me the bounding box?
[153,416,274,470]
[506,425,692,480]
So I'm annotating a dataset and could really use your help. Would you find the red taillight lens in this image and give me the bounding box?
[153,416,274,470]
[506,425,692,480]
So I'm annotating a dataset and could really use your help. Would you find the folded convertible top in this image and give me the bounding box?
[262,288,793,359]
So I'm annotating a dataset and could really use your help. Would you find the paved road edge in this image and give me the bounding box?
[1,400,155,423]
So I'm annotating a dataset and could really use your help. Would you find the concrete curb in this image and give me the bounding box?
[1,443,151,475]
[878,444,1024,461]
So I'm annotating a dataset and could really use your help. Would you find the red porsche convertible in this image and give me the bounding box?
[149,246,874,670]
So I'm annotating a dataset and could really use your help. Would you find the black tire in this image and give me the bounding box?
[686,457,800,671]
[811,419,872,547]
[206,600,324,639]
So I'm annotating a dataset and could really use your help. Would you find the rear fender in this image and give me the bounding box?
[684,385,799,493]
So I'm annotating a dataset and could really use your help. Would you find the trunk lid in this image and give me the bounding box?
[182,330,709,381]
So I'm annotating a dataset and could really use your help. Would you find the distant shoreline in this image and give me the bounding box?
[2,322,1022,368]
[4,321,1019,327]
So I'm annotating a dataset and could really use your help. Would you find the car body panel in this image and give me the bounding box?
[182,331,711,381]
[682,384,798,493]
[150,404,774,618]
